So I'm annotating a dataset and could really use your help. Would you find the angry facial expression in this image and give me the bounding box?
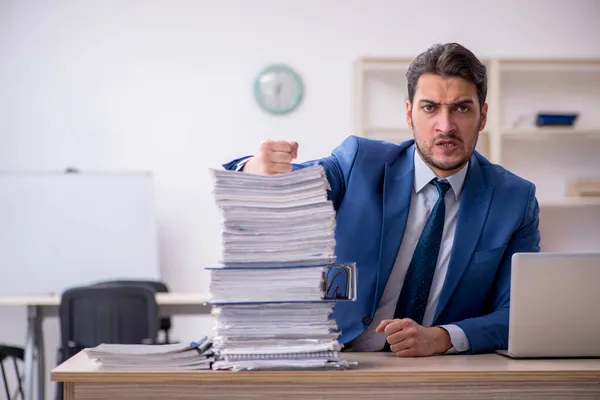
[406,73,487,177]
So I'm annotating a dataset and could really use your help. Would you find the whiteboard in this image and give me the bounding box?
[0,172,161,295]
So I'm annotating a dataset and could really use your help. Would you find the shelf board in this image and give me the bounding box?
[499,59,600,72]
[357,57,600,72]
[364,127,411,134]
[501,128,600,140]
[362,128,413,142]
[360,128,492,145]
[540,198,600,208]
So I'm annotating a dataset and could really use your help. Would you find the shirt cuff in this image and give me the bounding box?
[234,157,252,171]
[439,324,471,354]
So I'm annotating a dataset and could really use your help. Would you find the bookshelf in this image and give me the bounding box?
[353,56,600,252]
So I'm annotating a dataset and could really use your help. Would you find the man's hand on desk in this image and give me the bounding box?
[243,140,299,175]
[376,318,453,357]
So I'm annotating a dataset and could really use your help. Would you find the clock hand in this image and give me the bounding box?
[275,81,282,108]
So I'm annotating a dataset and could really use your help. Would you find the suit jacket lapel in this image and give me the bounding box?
[434,155,493,323]
[373,146,415,310]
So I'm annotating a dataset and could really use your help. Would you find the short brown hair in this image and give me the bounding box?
[406,43,487,108]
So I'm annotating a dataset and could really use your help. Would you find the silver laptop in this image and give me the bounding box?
[497,252,600,358]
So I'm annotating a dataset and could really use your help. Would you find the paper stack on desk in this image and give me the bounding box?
[208,165,357,371]
[86,338,214,370]
[211,165,337,267]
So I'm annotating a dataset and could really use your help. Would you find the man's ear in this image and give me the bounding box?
[406,100,413,129]
[479,103,488,131]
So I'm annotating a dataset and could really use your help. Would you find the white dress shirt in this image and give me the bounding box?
[346,147,470,353]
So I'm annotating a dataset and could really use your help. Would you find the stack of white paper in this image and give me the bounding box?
[210,302,344,371]
[208,266,326,303]
[208,165,357,371]
[86,340,214,371]
[210,165,336,267]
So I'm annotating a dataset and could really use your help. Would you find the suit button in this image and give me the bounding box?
[362,316,372,325]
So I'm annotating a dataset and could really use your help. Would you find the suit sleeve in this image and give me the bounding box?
[221,136,361,211]
[222,156,252,171]
[454,182,541,354]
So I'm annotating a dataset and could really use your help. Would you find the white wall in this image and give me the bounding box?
[1,0,599,398]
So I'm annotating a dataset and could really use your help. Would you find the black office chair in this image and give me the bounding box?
[89,280,173,343]
[55,285,160,400]
[0,344,25,400]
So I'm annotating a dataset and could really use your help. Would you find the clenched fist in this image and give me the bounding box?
[376,318,453,357]
[243,140,299,175]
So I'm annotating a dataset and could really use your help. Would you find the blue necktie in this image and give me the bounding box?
[383,179,451,351]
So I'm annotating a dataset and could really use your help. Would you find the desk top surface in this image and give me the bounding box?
[0,292,211,306]
[51,350,600,384]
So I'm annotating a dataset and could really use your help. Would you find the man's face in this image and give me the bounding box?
[406,73,487,177]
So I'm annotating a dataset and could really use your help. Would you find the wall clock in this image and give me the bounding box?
[253,64,304,115]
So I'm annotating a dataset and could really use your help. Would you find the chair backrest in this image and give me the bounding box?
[90,279,169,294]
[89,280,172,334]
[0,344,24,400]
[59,285,159,354]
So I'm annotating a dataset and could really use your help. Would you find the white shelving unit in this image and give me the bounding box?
[354,57,600,252]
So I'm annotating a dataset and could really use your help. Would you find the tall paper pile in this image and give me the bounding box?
[208,165,356,371]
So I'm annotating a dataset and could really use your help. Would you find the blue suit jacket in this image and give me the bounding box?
[223,136,541,354]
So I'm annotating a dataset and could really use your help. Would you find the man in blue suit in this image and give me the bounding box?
[223,43,540,356]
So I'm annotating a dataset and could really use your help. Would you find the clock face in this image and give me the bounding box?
[253,64,304,115]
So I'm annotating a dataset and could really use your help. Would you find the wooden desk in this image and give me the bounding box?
[0,293,211,400]
[52,350,600,399]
